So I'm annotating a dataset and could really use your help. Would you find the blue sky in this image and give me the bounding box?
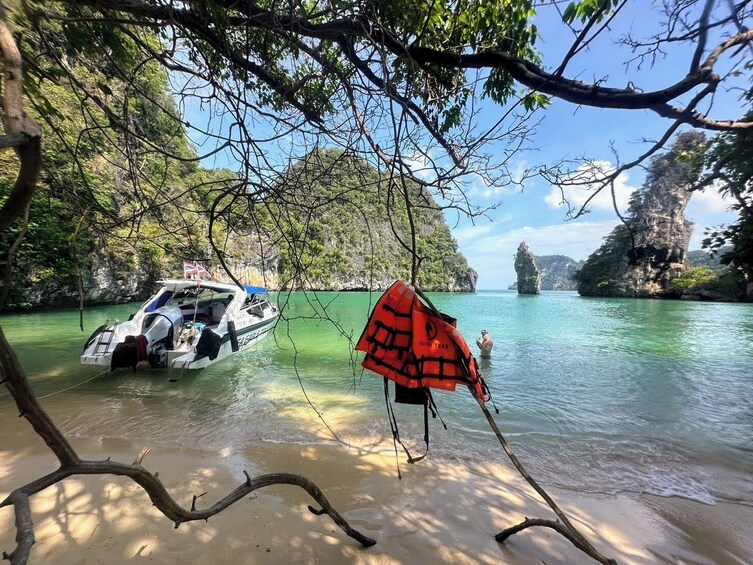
[448,3,742,289]
[180,3,743,291]
[451,97,739,289]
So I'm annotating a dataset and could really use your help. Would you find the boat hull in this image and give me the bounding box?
[170,316,276,370]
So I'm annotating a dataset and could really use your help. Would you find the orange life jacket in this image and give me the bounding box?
[356,280,485,403]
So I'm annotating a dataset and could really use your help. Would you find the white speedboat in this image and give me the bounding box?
[81,279,278,371]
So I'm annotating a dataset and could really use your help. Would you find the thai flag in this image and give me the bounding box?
[183,261,212,279]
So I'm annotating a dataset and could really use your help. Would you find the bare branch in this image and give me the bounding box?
[67,0,751,131]
[495,517,612,561]
[0,201,30,313]
[0,133,31,148]
[0,323,375,562]
[132,447,152,465]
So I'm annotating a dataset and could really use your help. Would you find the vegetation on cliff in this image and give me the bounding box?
[669,249,747,300]
[269,150,475,291]
[0,11,228,308]
[701,108,753,286]
[0,16,475,309]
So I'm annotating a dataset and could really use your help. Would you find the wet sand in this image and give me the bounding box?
[2,415,752,565]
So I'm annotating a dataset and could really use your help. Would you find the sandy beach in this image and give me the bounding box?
[2,414,752,565]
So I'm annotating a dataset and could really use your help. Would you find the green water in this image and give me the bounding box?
[2,291,752,506]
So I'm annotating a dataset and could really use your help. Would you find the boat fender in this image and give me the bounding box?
[136,335,148,362]
[228,321,239,353]
[111,335,138,372]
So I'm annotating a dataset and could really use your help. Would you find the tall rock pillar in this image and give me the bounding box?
[514,242,541,294]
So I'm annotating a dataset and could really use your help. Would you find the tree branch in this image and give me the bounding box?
[0,133,32,148]
[0,201,30,313]
[0,7,42,234]
[0,322,375,563]
[495,517,609,560]
[67,0,752,131]
[472,390,616,564]
[2,492,34,565]
[0,331,80,467]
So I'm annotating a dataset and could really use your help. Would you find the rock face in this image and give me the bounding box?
[271,149,477,293]
[514,242,541,294]
[17,248,159,310]
[575,132,704,297]
[508,254,584,290]
[2,151,478,310]
[535,255,583,290]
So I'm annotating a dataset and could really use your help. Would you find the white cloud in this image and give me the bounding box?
[456,220,620,289]
[544,161,636,215]
[686,185,740,250]
[687,185,734,215]
[453,223,497,246]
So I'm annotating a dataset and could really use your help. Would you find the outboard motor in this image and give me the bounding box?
[142,306,183,367]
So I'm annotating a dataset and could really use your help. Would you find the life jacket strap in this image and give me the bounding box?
[384,377,403,479]
[426,389,448,430]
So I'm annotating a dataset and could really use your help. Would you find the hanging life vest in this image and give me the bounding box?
[356,281,489,470]
[356,280,485,401]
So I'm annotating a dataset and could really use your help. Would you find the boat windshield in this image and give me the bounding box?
[167,287,221,307]
[161,287,238,325]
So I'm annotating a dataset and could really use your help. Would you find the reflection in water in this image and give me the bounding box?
[1,291,752,506]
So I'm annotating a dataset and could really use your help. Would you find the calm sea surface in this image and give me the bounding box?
[2,290,752,506]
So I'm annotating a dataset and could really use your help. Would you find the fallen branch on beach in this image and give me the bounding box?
[0,328,376,564]
[474,391,617,565]
[406,289,617,564]
[495,516,597,552]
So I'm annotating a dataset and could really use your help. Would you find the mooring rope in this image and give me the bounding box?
[1,368,109,400]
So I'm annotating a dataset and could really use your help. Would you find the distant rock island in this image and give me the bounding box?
[509,252,582,291]
[514,242,541,294]
[507,251,732,292]
[536,255,585,290]
[686,249,730,273]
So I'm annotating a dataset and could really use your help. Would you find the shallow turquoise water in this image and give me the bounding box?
[2,290,752,505]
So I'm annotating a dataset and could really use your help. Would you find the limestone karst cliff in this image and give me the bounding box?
[514,242,541,294]
[534,255,582,290]
[269,149,477,293]
[574,132,705,297]
[1,149,477,310]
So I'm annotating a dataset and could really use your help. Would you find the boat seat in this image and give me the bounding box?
[182,308,211,324]
[247,303,264,317]
[210,302,226,323]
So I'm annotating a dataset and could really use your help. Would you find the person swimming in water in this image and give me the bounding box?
[476,329,493,358]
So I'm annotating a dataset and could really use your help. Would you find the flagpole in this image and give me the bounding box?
[183,261,200,326]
